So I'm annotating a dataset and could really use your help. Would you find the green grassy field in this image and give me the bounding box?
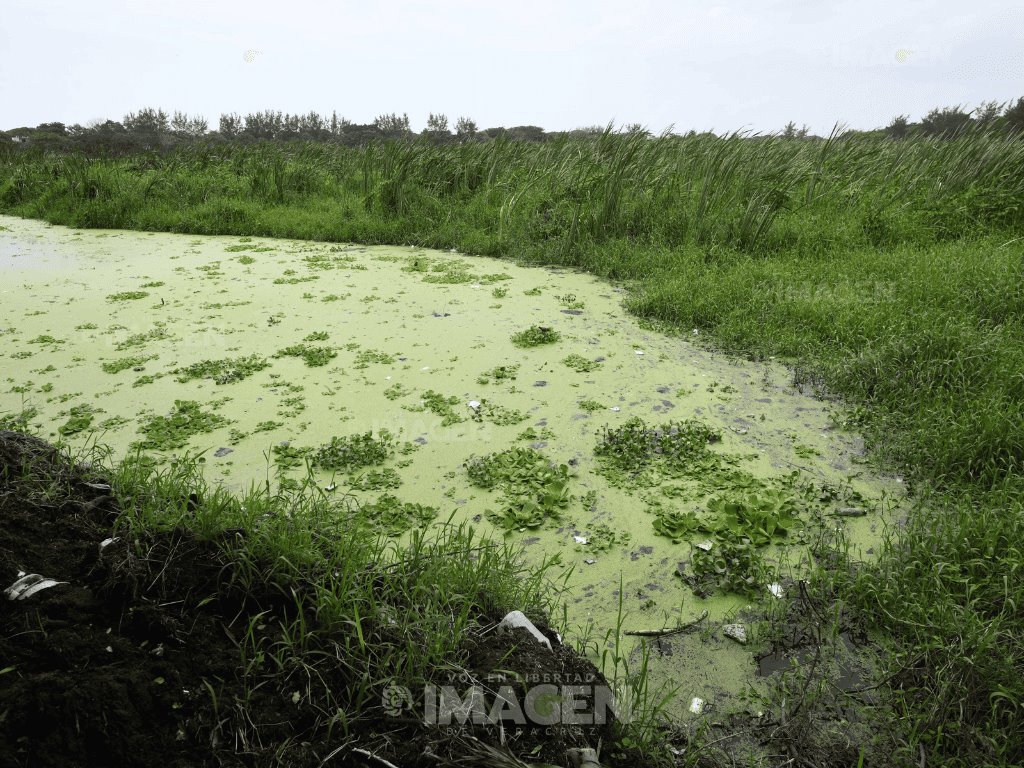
[2,130,1023,765]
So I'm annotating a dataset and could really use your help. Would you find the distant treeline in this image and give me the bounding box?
[4,99,1023,154]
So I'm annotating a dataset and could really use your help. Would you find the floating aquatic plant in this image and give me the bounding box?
[511,326,561,348]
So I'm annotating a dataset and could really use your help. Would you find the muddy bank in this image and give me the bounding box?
[0,430,633,768]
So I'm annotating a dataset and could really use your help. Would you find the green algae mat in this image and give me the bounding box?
[0,216,904,718]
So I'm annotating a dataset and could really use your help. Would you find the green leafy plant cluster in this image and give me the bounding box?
[275,343,337,367]
[353,348,396,368]
[134,400,230,451]
[311,430,396,472]
[418,390,464,426]
[594,416,721,475]
[685,537,769,598]
[357,493,438,536]
[465,447,574,531]
[174,354,271,384]
[115,327,169,351]
[510,326,560,348]
[106,290,149,301]
[707,489,801,546]
[562,353,601,373]
[58,403,98,436]
[101,354,156,374]
[477,364,519,385]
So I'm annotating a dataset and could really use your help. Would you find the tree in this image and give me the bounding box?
[975,100,1002,128]
[920,106,972,138]
[123,108,169,138]
[885,115,910,139]
[1003,98,1024,135]
[170,111,208,138]
[219,113,243,138]
[455,116,477,140]
[425,112,449,134]
[35,122,67,136]
[781,121,808,139]
[374,112,411,137]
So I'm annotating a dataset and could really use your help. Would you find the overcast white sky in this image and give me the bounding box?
[1,0,1022,134]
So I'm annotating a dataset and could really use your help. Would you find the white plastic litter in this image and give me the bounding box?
[723,623,747,645]
[467,400,481,410]
[498,610,551,650]
[689,697,704,714]
[634,349,645,356]
[573,535,589,545]
[767,582,785,599]
[99,537,119,553]
[5,574,68,601]
[695,540,714,552]
[610,406,621,412]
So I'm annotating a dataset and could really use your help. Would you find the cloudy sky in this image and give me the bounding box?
[1,0,1022,134]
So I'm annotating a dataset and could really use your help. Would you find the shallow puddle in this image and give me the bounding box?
[0,216,902,719]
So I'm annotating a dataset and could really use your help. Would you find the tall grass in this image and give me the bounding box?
[2,129,1024,763]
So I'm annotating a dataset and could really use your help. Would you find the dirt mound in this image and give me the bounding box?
[0,432,629,768]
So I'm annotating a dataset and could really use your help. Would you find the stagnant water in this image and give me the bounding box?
[0,215,902,719]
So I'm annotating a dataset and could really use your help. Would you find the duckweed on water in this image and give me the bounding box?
[174,355,271,384]
[510,326,561,348]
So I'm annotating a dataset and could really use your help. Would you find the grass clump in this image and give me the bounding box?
[174,354,271,384]
[274,343,337,367]
[134,400,230,451]
[511,325,561,348]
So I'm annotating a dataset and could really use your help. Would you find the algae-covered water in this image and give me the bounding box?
[0,216,902,718]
